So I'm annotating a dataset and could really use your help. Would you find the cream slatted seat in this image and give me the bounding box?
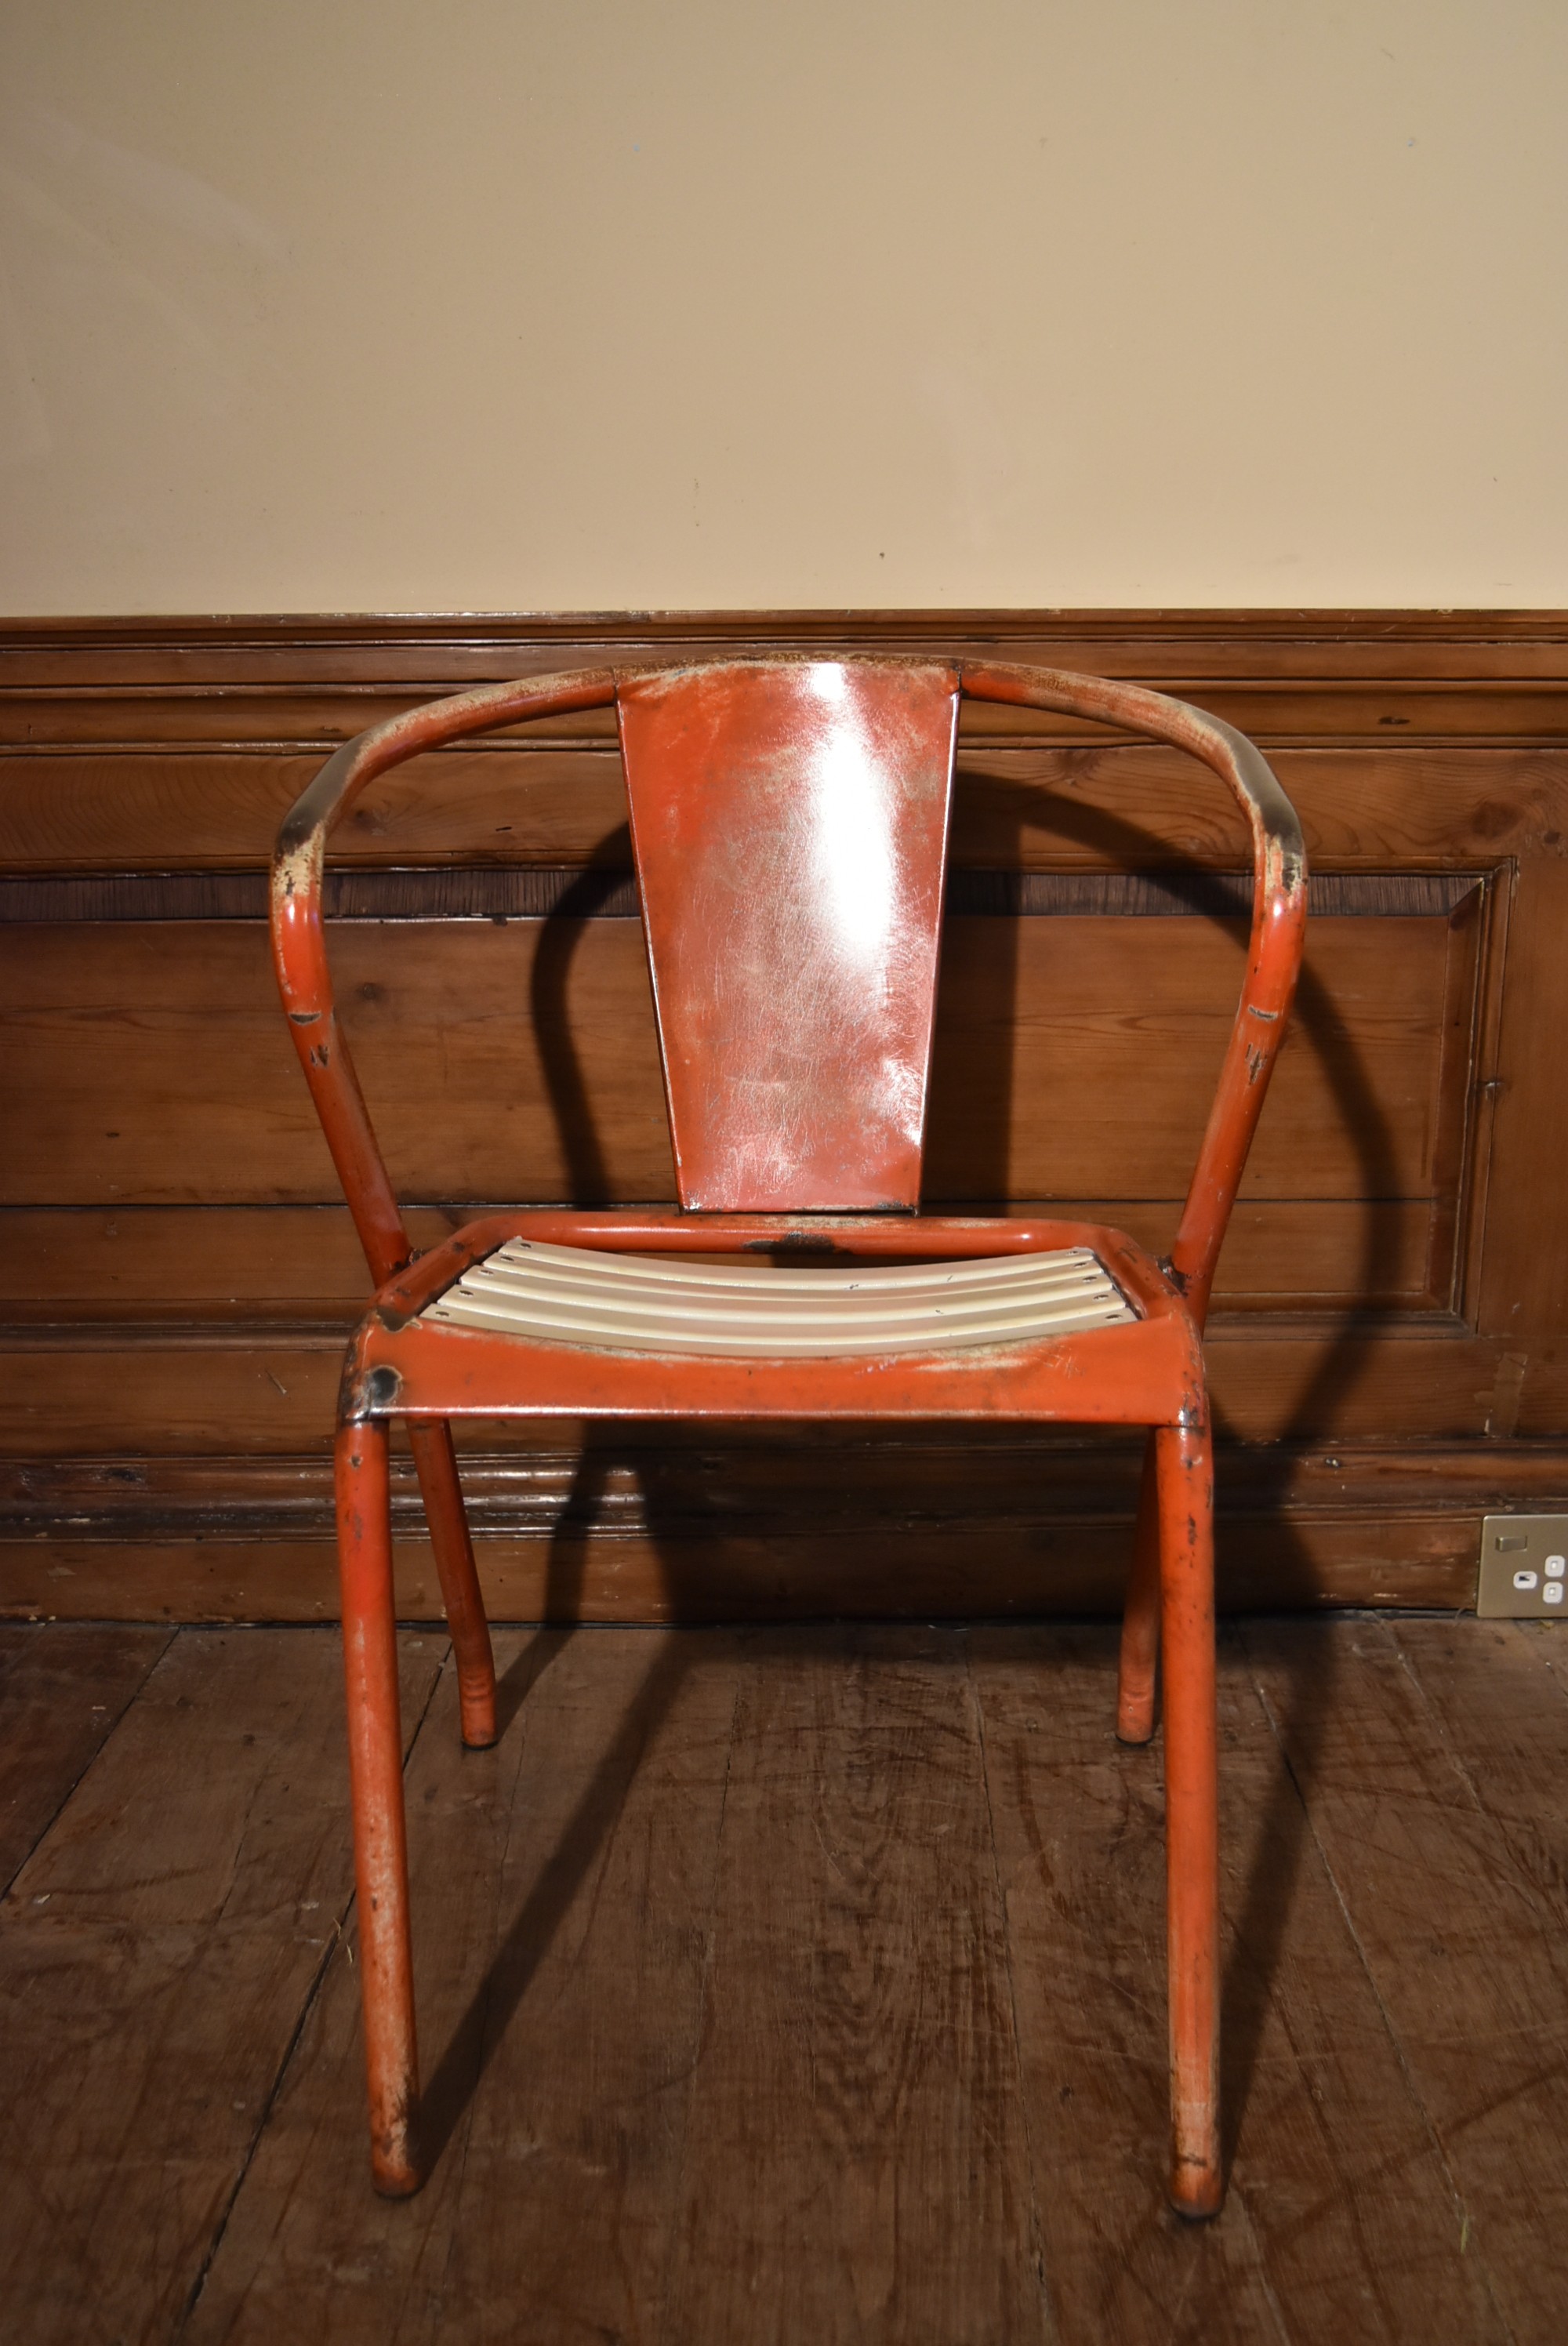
[419,1236,1138,1356]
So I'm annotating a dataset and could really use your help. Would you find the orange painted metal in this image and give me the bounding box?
[271,668,617,1286]
[335,1416,419,2196]
[347,1212,1200,1429]
[1116,1438,1163,1746]
[956,664,1308,1768]
[270,655,1307,2214]
[405,1418,495,1749]
[1156,1416,1221,2216]
[617,659,960,1211]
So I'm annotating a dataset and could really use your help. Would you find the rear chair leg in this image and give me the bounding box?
[1156,1417,1221,2217]
[337,1415,421,2196]
[408,1417,496,1748]
[1116,1430,1160,1742]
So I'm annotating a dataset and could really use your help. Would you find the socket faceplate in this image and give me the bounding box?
[1478,1515,1568,1618]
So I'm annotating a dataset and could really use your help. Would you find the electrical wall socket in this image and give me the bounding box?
[1478,1516,1568,1618]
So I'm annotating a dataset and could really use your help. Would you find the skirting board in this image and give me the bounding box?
[5,1443,1565,1622]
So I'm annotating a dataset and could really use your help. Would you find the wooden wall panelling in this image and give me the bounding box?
[1476,857,1568,1436]
[0,1323,1524,1458]
[4,746,1564,875]
[0,1199,1437,1320]
[0,899,1468,1209]
[2,612,1566,1618]
[4,1439,1566,1625]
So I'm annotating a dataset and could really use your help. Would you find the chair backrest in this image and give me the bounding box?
[272,651,1305,1323]
[616,659,960,1211]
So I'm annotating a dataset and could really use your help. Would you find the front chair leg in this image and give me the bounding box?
[336,1414,421,2196]
[1116,1430,1161,1742]
[408,1417,496,1748]
[1156,1417,1221,2218]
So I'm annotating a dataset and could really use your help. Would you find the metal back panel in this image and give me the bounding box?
[616,659,960,1211]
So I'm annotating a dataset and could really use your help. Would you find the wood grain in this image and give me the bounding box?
[2,1613,1566,2339]
[662,1627,1046,2344]
[0,1625,443,2345]
[973,1625,1508,2344]
[4,745,1562,873]
[1243,1617,1568,2344]
[0,1316,1520,1463]
[3,608,1566,679]
[0,914,1464,1208]
[0,1513,1485,1625]
[180,1639,510,2346]
[8,682,1568,747]
[0,1196,1439,1313]
[0,866,1475,923]
[3,611,1564,1612]
[188,1625,742,2345]
[1479,858,1568,1433]
[0,1622,172,1887]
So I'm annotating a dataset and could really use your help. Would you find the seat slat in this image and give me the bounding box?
[456,1269,1116,1331]
[417,1240,1138,1357]
[477,1237,1107,1295]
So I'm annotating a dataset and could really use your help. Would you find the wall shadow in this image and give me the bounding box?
[929,764,1417,2158]
[417,1431,695,2170]
[937,768,1413,2155]
[526,825,637,1205]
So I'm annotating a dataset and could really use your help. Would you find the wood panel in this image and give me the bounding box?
[3,612,1566,1614]
[0,1320,1533,1458]
[0,1197,1438,1313]
[2,746,1563,872]
[7,679,1568,745]
[0,911,1474,1211]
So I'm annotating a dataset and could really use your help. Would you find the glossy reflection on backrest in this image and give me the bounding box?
[617,659,960,1211]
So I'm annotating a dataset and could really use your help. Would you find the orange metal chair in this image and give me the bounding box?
[270,656,1306,2216]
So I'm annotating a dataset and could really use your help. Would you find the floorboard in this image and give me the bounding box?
[662,1627,1047,2346]
[0,1626,443,2346]
[190,1625,743,2346]
[0,1616,1565,2343]
[974,1625,1290,2346]
[0,1623,172,1890]
[1245,1615,1568,2346]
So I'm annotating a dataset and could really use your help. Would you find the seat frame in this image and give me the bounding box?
[271,656,1307,2217]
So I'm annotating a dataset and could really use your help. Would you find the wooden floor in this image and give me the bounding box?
[2,1618,1566,2344]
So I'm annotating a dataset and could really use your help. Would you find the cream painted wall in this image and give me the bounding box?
[1,2,1564,614]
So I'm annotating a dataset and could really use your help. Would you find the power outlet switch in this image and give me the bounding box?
[1478,1516,1568,1618]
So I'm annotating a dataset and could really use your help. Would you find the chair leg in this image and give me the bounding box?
[408,1417,496,1749]
[336,1415,421,2197]
[1116,1430,1160,1742]
[1156,1417,1221,2218]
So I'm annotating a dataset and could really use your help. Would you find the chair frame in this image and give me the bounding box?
[270,657,1306,2216]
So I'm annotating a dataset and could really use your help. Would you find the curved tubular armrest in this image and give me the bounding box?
[270,669,617,1285]
[960,662,1308,1327]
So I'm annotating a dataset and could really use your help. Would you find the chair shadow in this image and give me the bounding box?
[527,825,638,1205]
[421,760,1409,2174]
[417,1432,702,2171]
[942,765,1403,2165]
